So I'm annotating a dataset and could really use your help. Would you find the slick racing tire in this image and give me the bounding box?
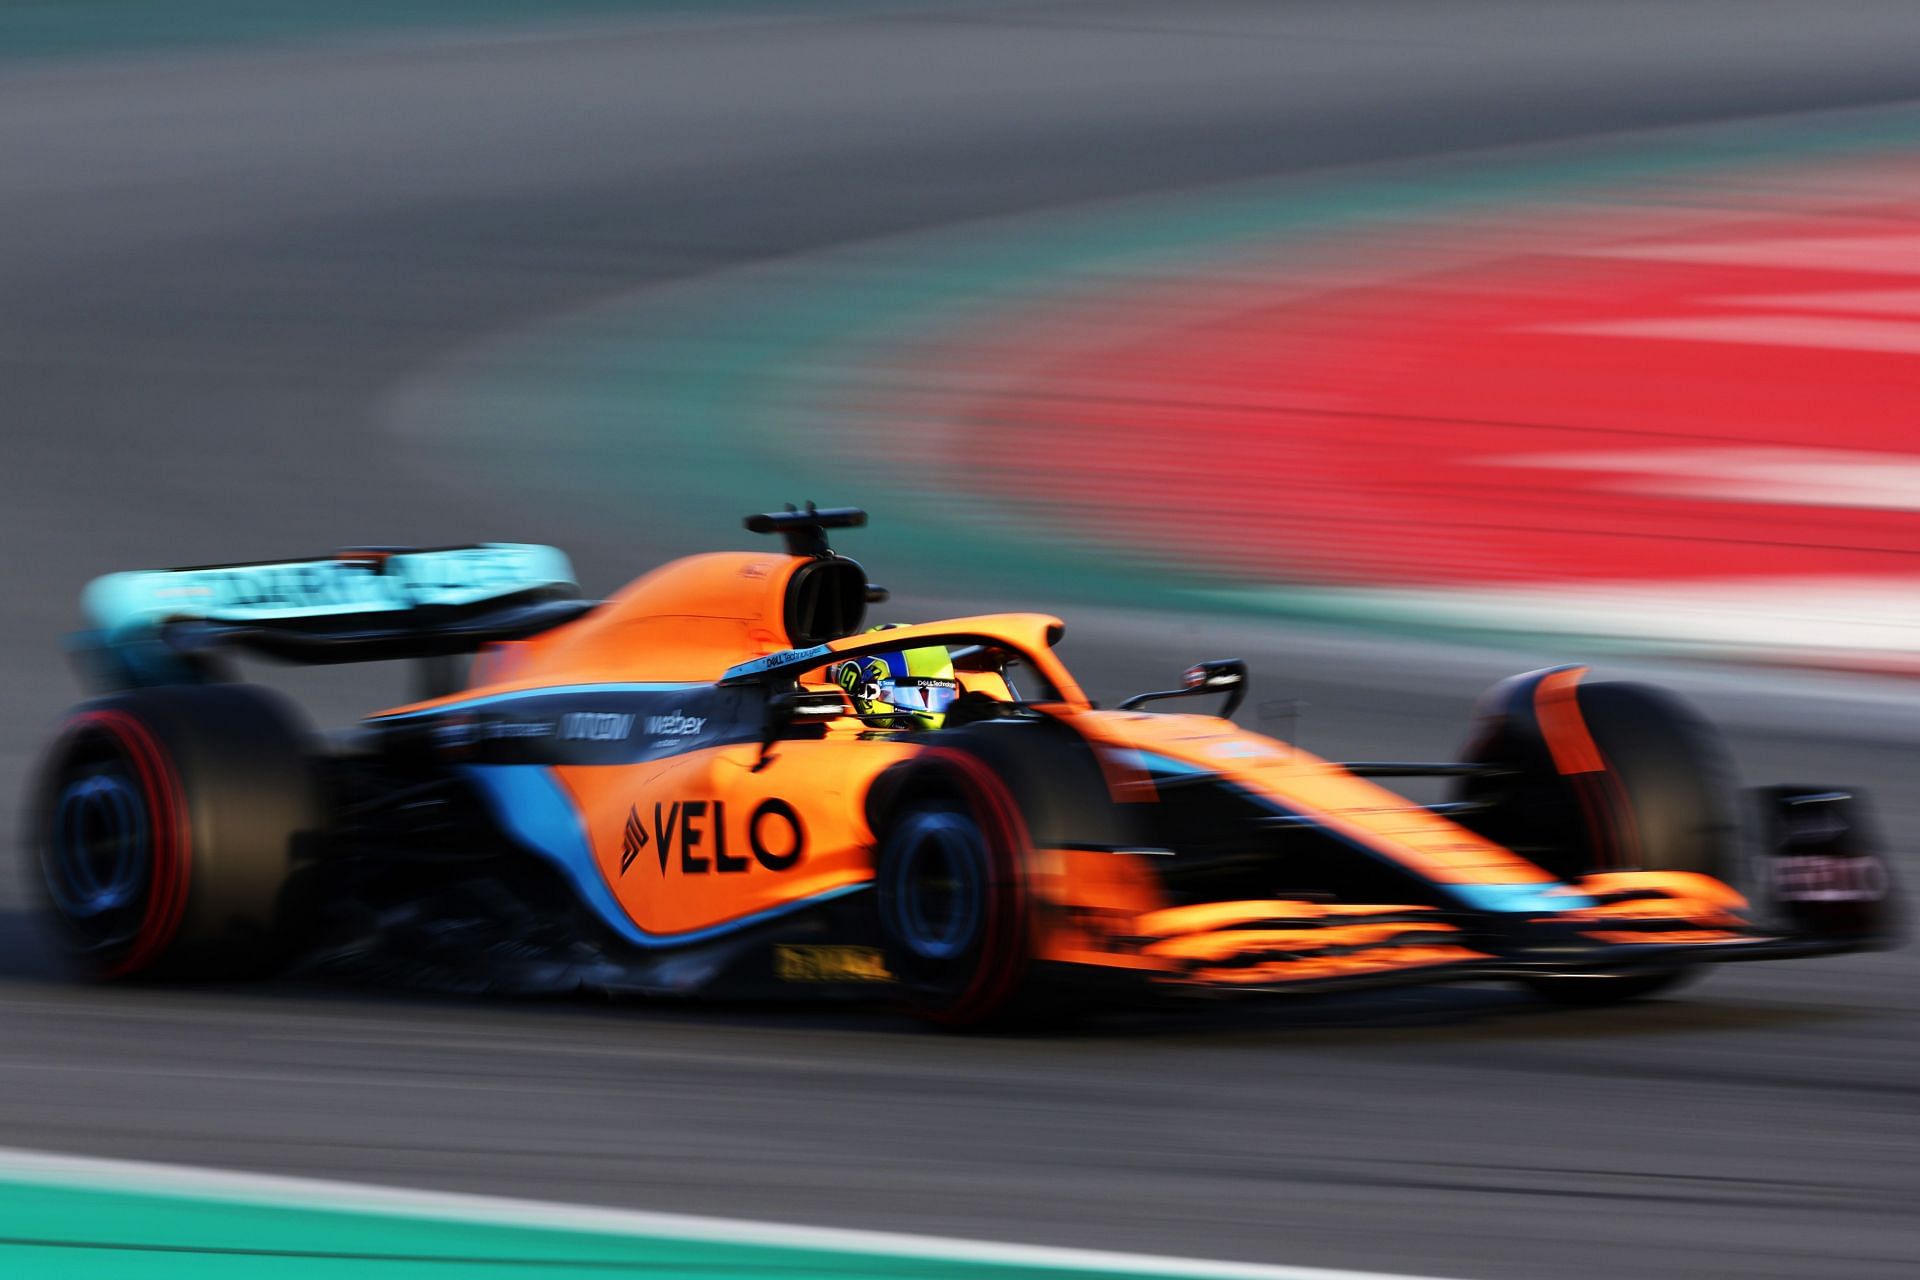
[872,747,1041,1028]
[30,684,325,980]
[1517,969,1690,1006]
[1456,669,1739,1006]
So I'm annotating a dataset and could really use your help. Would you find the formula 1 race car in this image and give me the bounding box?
[30,506,1899,1025]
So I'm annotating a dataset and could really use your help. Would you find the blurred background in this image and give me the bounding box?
[1,2,1917,1278]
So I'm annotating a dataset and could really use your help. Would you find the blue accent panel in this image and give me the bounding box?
[721,644,833,682]
[459,763,643,940]
[1449,882,1594,912]
[373,682,701,721]
[459,765,868,950]
[1135,751,1211,777]
[662,882,869,944]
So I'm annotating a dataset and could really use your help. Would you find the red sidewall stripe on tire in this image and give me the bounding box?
[67,711,191,977]
[1529,673,1643,872]
[917,748,1032,1026]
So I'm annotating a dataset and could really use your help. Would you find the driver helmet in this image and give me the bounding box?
[827,632,958,729]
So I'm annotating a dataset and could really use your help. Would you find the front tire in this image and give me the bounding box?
[1524,969,1691,1006]
[873,748,1036,1027]
[1457,669,1740,1007]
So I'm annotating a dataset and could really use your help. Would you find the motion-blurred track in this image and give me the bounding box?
[2,4,1918,1278]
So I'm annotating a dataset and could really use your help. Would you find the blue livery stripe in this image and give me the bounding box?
[373,682,702,721]
[1447,882,1594,912]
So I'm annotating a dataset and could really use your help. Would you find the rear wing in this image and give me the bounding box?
[73,544,591,693]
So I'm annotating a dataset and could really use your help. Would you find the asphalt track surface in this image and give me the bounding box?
[2,4,1920,1277]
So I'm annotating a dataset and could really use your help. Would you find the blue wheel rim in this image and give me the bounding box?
[47,770,150,927]
[887,810,987,962]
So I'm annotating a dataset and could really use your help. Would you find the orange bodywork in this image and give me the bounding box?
[1062,708,1554,887]
[375,552,1086,944]
[424,552,817,698]
[426,552,1085,710]
[1532,666,1605,775]
[1024,708,1754,980]
[370,547,1749,981]
[551,739,917,938]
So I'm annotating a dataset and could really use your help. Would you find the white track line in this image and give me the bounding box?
[1484,446,1920,512]
[1534,313,1920,354]
[0,1145,1462,1280]
[1582,234,1920,273]
[1201,576,1920,660]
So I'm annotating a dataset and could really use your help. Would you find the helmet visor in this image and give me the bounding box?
[885,677,959,714]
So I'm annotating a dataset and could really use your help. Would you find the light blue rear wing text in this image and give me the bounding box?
[84,544,577,634]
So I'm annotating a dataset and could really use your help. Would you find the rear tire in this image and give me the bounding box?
[30,684,325,980]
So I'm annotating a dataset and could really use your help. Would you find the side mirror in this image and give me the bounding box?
[756,689,848,772]
[1119,658,1248,718]
[1184,659,1247,696]
[769,689,849,729]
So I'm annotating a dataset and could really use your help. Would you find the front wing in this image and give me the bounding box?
[1035,869,1896,998]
